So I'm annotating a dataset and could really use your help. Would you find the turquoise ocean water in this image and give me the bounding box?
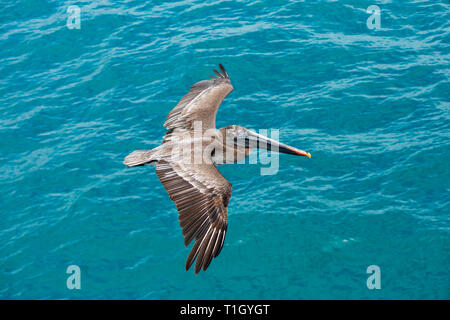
[0,0,449,299]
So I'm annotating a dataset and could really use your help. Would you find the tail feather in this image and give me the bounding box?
[123,150,158,167]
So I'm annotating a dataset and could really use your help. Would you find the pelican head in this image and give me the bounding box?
[220,125,311,158]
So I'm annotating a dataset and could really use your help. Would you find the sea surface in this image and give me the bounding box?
[0,0,449,299]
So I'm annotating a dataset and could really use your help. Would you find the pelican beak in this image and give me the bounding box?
[243,131,311,158]
[278,144,311,158]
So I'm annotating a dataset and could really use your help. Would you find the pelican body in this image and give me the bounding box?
[124,64,310,273]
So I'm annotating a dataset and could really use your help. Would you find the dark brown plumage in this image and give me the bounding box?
[155,160,230,273]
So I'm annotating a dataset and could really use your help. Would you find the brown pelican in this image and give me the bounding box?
[124,64,311,273]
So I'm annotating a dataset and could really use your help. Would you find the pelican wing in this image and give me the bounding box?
[156,160,232,273]
[163,64,233,143]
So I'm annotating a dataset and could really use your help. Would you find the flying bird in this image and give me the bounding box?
[124,64,311,273]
